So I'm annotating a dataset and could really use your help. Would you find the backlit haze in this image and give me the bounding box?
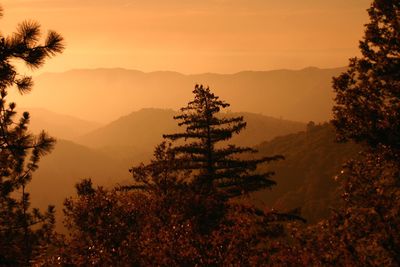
[1,0,378,236]
[2,0,369,74]
[1,0,371,124]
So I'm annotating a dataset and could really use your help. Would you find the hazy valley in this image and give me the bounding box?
[18,67,359,228]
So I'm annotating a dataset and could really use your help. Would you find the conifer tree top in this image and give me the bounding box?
[161,84,283,198]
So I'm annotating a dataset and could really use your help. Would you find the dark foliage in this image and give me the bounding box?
[58,178,302,265]
[280,147,400,266]
[283,1,400,265]
[130,85,288,237]
[0,7,64,265]
[332,0,400,149]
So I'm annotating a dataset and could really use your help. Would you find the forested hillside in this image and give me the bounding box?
[254,123,360,222]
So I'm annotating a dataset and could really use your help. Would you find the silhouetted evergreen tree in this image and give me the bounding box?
[163,84,283,199]
[332,0,400,149]
[129,142,188,195]
[279,1,400,265]
[332,2,400,263]
[0,7,64,265]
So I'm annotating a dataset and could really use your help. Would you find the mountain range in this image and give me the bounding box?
[11,67,345,123]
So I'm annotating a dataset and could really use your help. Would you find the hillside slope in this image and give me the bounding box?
[76,108,305,160]
[28,140,130,230]
[18,108,102,140]
[254,123,360,223]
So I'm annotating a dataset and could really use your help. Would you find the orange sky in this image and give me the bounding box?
[1,0,370,74]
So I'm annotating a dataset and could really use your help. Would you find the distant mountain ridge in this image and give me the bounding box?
[11,66,345,123]
[28,139,130,232]
[18,108,102,140]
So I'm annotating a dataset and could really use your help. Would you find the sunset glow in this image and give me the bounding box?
[1,1,399,265]
[2,0,369,74]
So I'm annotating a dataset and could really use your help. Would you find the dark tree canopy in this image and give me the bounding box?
[288,1,400,265]
[162,84,283,198]
[332,0,400,149]
[0,8,64,265]
[58,178,293,266]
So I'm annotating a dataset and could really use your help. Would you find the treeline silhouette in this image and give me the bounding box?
[1,0,399,265]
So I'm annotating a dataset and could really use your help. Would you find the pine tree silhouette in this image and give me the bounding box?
[0,7,64,265]
[162,84,283,198]
[332,0,400,149]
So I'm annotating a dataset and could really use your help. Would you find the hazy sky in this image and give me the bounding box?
[1,0,370,74]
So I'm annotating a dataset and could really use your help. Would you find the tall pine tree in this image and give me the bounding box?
[0,7,64,265]
[163,84,283,198]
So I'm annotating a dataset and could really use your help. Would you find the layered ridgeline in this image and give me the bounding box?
[28,139,129,232]
[10,67,344,123]
[18,107,102,140]
[254,123,360,223]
